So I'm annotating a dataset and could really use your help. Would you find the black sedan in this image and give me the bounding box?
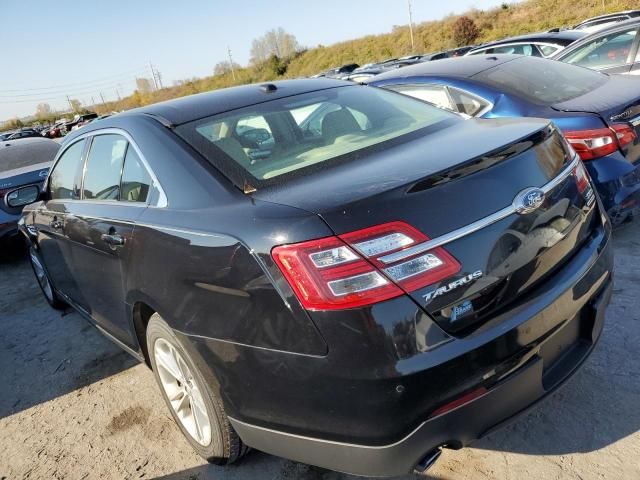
[12,79,613,477]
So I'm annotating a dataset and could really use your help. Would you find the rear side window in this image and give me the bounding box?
[176,85,457,188]
[385,84,454,111]
[448,87,490,116]
[120,147,152,203]
[49,139,85,200]
[539,44,561,57]
[474,57,607,104]
[561,29,638,68]
[83,134,127,200]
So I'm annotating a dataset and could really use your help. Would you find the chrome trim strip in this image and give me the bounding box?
[379,155,579,265]
[228,416,429,450]
[46,128,168,208]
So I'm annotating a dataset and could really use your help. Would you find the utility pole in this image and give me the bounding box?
[227,46,237,81]
[156,70,163,89]
[91,96,95,108]
[149,61,159,90]
[66,95,75,113]
[115,88,121,101]
[100,92,106,106]
[407,0,415,52]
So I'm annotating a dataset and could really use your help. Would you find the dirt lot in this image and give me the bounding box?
[1,223,639,480]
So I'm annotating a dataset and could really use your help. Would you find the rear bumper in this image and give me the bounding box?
[218,222,613,477]
[229,275,612,477]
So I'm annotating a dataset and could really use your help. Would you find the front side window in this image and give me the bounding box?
[177,85,457,187]
[120,146,152,203]
[83,134,127,200]
[562,29,638,69]
[492,44,535,56]
[49,139,85,200]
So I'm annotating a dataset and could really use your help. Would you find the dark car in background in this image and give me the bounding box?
[465,29,586,58]
[554,17,640,75]
[0,137,59,242]
[573,9,640,33]
[313,63,360,79]
[370,54,640,225]
[43,121,66,139]
[12,79,613,476]
[61,112,98,135]
[6,129,44,140]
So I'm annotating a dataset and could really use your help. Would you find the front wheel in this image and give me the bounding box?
[147,314,248,464]
[29,248,66,310]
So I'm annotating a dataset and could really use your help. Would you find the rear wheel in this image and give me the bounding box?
[147,314,248,464]
[29,247,66,310]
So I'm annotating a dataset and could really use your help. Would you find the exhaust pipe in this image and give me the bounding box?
[413,446,442,474]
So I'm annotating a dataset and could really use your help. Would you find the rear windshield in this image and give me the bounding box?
[473,57,607,105]
[176,85,458,189]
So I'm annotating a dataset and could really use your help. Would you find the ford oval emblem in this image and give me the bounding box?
[38,169,48,178]
[513,187,545,214]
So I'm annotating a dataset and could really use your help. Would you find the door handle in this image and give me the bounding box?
[101,233,125,246]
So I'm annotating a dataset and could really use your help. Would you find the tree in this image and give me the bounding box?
[453,16,480,47]
[136,77,154,93]
[213,61,241,76]
[250,27,299,65]
[69,98,82,113]
[35,103,52,120]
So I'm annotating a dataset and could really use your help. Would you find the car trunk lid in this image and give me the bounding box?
[257,118,600,333]
[552,74,640,164]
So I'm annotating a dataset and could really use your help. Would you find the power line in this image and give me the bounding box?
[0,66,149,93]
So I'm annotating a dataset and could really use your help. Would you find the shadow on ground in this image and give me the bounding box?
[0,242,137,419]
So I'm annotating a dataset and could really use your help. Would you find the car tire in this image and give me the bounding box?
[146,313,248,465]
[29,247,66,310]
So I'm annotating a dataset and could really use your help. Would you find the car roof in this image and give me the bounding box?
[575,10,640,26]
[369,54,521,82]
[469,30,585,51]
[0,137,59,173]
[121,78,350,126]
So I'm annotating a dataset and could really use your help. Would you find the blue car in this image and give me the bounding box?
[0,137,59,241]
[369,54,640,225]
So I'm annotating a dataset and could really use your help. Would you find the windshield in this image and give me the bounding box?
[176,85,458,189]
[474,57,607,105]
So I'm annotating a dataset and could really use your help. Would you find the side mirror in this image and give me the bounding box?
[5,185,40,208]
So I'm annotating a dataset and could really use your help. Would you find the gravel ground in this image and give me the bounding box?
[1,222,639,480]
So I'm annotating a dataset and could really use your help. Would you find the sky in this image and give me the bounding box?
[0,0,510,120]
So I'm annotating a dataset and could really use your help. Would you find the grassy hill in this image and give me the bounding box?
[6,0,639,127]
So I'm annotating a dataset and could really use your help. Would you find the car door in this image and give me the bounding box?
[35,138,88,305]
[64,132,152,347]
[560,27,640,74]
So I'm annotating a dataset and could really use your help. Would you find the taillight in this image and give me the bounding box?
[564,124,636,161]
[573,160,590,194]
[272,221,461,310]
[611,123,636,149]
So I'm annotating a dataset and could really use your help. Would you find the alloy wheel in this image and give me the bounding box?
[153,338,212,446]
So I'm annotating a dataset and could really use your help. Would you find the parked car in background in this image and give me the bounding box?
[6,129,44,140]
[43,121,66,139]
[62,112,98,135]
[370,55,640,225]
[554,17,640,75]
[313,63,360,79]
[0,137,58,242]
[0,132,14,141]
[344,53,448,82]
[465,30,586,58]
[14,79,612,477]
[573,10,640,34]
